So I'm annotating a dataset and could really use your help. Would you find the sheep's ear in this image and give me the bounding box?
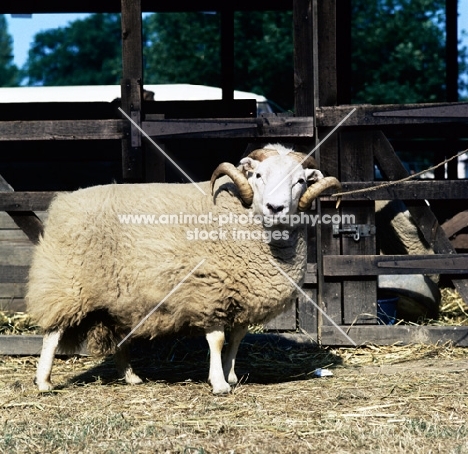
[240,157,260,173]
[305,169,324,184]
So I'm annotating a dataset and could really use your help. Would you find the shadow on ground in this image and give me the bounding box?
[66,333,343,388]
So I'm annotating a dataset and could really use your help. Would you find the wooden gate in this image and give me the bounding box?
[0,0,468,354]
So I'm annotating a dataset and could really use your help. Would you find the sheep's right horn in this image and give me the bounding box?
[298,176,342,211]
[210,163,254,206]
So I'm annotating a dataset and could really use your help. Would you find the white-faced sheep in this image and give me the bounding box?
[27,144,341,394]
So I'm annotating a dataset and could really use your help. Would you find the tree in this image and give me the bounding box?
[25,14,122,86]
[0,14,19,87]
[351,0,467,104]
[143,11,294,110]
[143,12,222,88]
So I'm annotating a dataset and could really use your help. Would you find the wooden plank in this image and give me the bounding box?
[373,131,468,304]
[318,325,468,347]
[339,130,377,324]
[0,266,29,283]
[331,180,468,201]
[142,116,315,138]
[323,254,468,276]
[0,192,55,211]
[441,210,468,238]
[0,175,44,244]
[451,234,468,249]
[317,103,468,127]
[293,0,317,117]
[0,119,124,141]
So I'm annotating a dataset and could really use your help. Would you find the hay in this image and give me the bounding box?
[0,311,39,335]
[0,341,467,453]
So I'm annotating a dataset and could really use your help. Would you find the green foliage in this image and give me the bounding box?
[143,12,222,88]
[143,11,294,110]
[24,14,122,86]
[0,15,19,87]
[20,3,468,106]
[351,0,466,103]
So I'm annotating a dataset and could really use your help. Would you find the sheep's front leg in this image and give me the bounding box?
[35,329,63,391]
[114,342,143,385]
[205,325,231,394]
[223,325,248,385]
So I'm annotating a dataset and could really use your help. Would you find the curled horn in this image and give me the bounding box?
[298,176,342,211]
[210,148,280,206]
[210,163,254,206]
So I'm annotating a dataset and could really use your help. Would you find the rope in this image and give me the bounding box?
[331,148,468,198]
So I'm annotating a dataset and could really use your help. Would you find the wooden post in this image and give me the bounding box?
[121,0,143,182]
[221,6,235,101]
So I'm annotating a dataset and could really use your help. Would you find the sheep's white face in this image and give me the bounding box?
[240,154,323,226]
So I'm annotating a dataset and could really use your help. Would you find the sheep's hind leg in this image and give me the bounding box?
[114,342,143,385]
[223,325,248,385]
[35,329,63,391]
[206,325,231,394]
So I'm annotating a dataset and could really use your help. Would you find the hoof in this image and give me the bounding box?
[124,372,144,385]
[35,378,54,392]
[212,382,232,395]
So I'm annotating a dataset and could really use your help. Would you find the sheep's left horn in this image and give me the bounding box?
[298,176,342,211]
[210,163,254,206]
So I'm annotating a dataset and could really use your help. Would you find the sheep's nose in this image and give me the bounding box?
[266,203,285,214]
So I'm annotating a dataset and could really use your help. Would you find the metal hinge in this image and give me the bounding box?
[332,223,376,242]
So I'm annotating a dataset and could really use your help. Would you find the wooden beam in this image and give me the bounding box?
[142,116,315,138]
[0,119,125,141]
[317,103,468,127]
[0,265,29,283]
[328,180,468,201]
[121,0,144,181]
[323,254,468,276]
[0,192,55,211]
[441,210,468,238]
[318,325,468,347]
[0,175,44,244]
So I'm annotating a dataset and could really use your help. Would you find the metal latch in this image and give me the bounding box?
[332,224,376,242]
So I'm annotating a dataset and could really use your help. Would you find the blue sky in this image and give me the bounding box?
[5,7,468,83]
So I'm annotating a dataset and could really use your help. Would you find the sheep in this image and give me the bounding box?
[26,144,341,394]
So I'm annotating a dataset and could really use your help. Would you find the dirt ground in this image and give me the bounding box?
[1,336,468,453]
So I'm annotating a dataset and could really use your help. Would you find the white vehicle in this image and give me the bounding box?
[0,84,278,115]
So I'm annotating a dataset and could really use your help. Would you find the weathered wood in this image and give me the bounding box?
[142,116,315,138]
[0,119,125,141]
[441,210,468,238]
[293,0,317,116]
[329,180,468,201]
[323,254,468,276]
[0,335,87,356]
[121,0,144,181]
[451,234,468,249]
[0,266,29,283]
[318,325,468,347]
[339,131,377,324]
[374,131,468,304]
[0,175,44,244]
[317,103,468,127]
[317,0,337,107]
[0,192,55,211]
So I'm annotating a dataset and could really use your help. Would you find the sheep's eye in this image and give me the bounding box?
[297,178,306,185]
[256,173,262,179]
